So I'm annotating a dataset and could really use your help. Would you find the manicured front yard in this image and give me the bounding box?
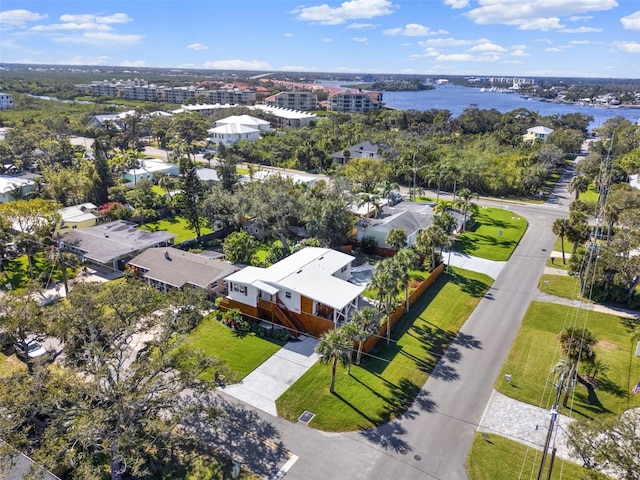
[186,314,285,383]
[495,302,640,419]
[467,433,593,480]
[455,207,528,261]
[0,253,77,291]
[276,267,492,431]
[538,274,586,301]
[140,215,213,244]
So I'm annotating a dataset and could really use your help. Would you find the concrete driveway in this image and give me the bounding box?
[222,336,318,416]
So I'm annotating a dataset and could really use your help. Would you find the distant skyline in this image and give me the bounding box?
[1,0,640,79]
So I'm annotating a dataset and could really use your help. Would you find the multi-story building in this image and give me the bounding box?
[0,93,13,109]
[264,91,317,111]
[328,91,382,113]
[206,87,256,105]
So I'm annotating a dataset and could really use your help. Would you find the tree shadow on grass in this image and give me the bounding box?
[375,378,437,425]
[446,270,490,298]
[202,396,289,479]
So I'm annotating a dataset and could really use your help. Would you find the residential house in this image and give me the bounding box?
[523,126,554,142]
[85,110,138,130]
[0,92,14,109]
[251,105,317,128]
[214,114,271,132]
[222,247,364,336]
[355,202,466,250]
[123,159,180,185]
[331,140,389,164]
[127,247,237,295]
[196,168,220,186]
[0,175,36,203]
[60,220,176,271]
[328,91,382,113]
[207,123,261,147]
[264,91,318,111]
[58,203,99,232]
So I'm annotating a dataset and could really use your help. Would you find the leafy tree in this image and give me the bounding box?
[0,279,222,480]
[567,410,640,479]
[223,231,258,264]
[414,224,450,271]
[552,218,571,264]
[202,185,249,231]
[558,326,597,407]
[178,160,206,238]
[215,150,241,191]
[386,228,407,252]
[0,199,61,279]
[548,127,584,156]
[347,307,379,365]
[315,327,352,393]
[569,175,591,201]
[169,113,209,163]
[341,157,388,193]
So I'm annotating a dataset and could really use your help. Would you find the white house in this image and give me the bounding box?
[0,93,14,110]
[58,203,99,231]
[123,159,180,185]
[0,175,36,203]
[251,105,317,128]
[523,126,554,142]
[214,114,271,132]
[223,247,364,330]
[207,123,261,147]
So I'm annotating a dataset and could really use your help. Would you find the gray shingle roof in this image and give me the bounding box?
[128,247,236,288]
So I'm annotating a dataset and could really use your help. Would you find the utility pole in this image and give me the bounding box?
[537,372,566,480]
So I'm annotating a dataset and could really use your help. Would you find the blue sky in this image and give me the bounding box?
[1,0,639,78]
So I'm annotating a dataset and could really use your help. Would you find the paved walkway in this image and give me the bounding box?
[479,390,575,462]
[445,250,507,279]
[221,335,318,416]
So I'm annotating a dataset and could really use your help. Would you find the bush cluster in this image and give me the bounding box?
[212,308,291,341]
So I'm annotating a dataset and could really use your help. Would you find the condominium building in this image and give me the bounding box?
[0,93,13,110]
[327,91,382,113]
[264,91,317,111]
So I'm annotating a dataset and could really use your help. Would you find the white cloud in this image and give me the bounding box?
[53,32,143,47]
[559,26,602,32]
[502,60,525,64]
[469,41,506,52]
[611,41,640,53]
[283,32,294,37]
[620,11,640,30]
[545,47,566,52]
[570,40,593,44]
[59,13,132,24]
[347,22,378,29]
[322,37,333,42]
[435,53,500,62]
[32,22,114,32]
[0,9,48,27]
[292,0,396,25]
[203,59,273,70]
[187,43,209,50]
[353,36,368,43]
[419,37,476,47]
[510,48,529,56]
[121,60,147,67]
[535,38,553,44]
[410,48,440,58]
[569,15,593,21]
[465,0,617,31]
[444,0,470,8]
[383,23,448,36]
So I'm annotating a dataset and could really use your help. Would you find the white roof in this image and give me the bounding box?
[527,126,554,135]
[251,169,316,185]
[0,175,35,193]
[251,105,318,120]
[59,203,98,223]
[207,123,260,135]
[127,159,178,175]
[216,115,270,127]
[225,247,364,310]
[631,174,639,190]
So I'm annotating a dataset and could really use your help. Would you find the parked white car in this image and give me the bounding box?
[14,339,49,361]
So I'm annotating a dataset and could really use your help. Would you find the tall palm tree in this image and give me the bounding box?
[394,248,418,312]
[370,258,401,346]
[315,328,352,393]
[347,307,379,365]
[552,218,571,264]
[386,228,407,252]
[569,175,590,201]
[558,326,597,407]
[456,187,473,231]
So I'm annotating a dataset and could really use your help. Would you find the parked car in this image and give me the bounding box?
[14,339,49,361]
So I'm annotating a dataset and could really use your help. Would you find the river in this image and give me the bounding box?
[319,82,639,130]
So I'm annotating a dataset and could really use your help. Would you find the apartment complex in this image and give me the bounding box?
[74,79,256,104]
[327,91,382,113]
[264,91,317,111]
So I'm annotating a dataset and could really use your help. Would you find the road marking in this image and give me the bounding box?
[271,453,299,480]
[541,204,559,209]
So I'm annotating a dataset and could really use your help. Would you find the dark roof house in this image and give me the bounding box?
[331,140,390,164]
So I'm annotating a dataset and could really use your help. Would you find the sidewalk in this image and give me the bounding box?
[221,335,318,416]
[444,250,507,279]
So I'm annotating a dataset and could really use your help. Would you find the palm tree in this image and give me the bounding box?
[456,187,473,231]
[370,258,401,346]
[315,328,352,393]
[552,218,571,264]
[558,326,597,407]
[386,228,407,252]
[394,248,418,312]
[347,308,379,365]
[569,175,590,201]
[415,225,450,271]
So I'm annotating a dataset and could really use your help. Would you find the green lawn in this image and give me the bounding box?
[579,185,599,204]
[276,267,492,431]
[186,314,285,383]
[538,274,586,301]
[495,302,640,419]
[454,207,528,261]
[0,253,77,291]
[140,215,213,244]
[467,433,595,480]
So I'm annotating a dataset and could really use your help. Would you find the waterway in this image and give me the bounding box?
[319,82,640,130]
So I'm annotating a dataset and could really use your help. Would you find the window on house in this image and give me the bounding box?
[285,291,291,299]
[341,265,347,273]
